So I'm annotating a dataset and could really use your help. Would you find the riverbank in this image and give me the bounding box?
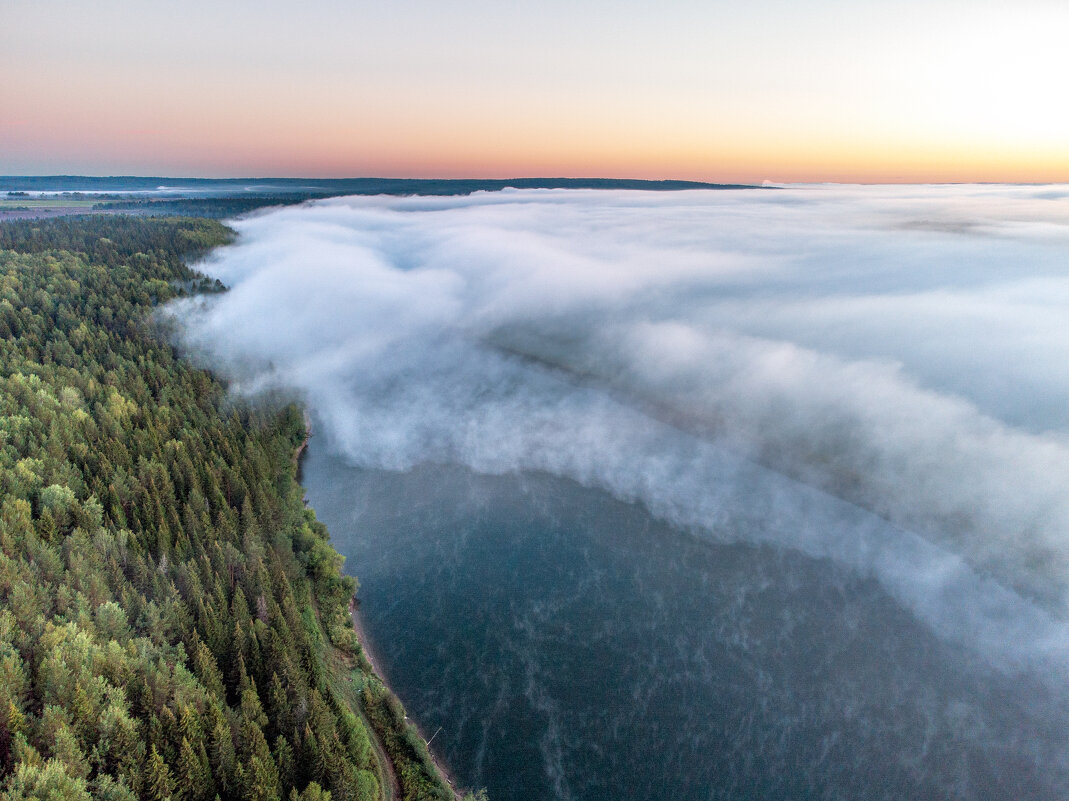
[350,600,466,800]
[295,415,468,801]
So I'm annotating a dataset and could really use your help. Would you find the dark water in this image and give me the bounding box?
[302,448,1069,801]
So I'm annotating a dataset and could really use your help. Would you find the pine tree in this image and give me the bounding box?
[195,740,214,801]
[290,781,331,801]
[208,717,235,794]
[240,681,268,731]
[301,723,324,786]
[175,738,200,801]
[189,635,225,700]
[177,705,202,748]
[266,672,290,737]
[144,745,174,801]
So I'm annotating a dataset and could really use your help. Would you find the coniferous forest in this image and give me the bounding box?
[0,215,463,801]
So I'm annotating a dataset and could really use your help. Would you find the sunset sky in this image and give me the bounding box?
[3,0,1068,183]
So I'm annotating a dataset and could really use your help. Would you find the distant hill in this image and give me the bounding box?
[0,176,756,195]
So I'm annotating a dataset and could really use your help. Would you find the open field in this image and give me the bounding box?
[0,198,99,208]
[0,198,104,221]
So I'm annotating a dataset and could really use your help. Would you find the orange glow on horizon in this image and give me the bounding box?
[4,1,1069,184]
[4,102,1067,185]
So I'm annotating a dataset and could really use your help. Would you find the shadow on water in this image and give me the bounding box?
[302,447,1069,801]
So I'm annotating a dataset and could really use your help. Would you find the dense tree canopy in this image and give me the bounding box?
[0,216,461,801]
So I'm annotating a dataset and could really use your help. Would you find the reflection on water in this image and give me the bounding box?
[302,448,1068,801]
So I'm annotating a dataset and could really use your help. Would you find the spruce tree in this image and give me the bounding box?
[144,745,174,801]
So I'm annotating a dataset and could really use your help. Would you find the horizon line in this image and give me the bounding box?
[2,174,1068,188]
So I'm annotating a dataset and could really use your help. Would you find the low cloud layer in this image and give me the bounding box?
[168,184,1069,674]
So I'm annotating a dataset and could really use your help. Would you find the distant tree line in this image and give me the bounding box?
[91,197,327,220]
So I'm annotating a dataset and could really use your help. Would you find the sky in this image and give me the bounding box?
[3,0,1068,182]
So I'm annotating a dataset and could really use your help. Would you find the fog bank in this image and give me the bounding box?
[167,184,1069,674]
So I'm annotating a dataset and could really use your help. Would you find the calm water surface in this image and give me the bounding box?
[302,447,1068,801]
